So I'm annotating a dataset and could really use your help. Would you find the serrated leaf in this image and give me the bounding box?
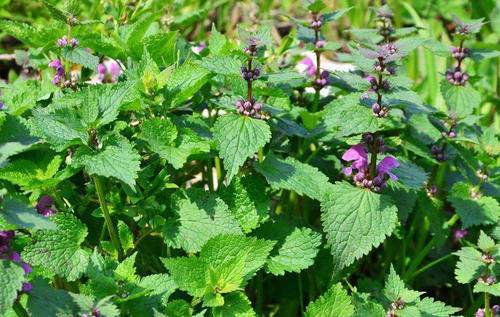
[23,213,89,281]
[440,80,481,117]
[454,247,484,284]
[29,106,87,151]
[254,153,332,201]
[321,182,397,272]
[392,159,428,190]
[200,234,275,282]
[72,135,141,187]
[477,231,496,252]
[415,297,461,317]
[219,175,270,233]
[0,196,56,230]
[0,115,39,165]
[384,266,423,303]
[61,47,99,69]
[212,292,256,317]
[305,283,354,317]
[165,62,211,108]
[473,282,500,296]
[448,182,499,228]
[162,188,242,253]
[266,227,322,275]
[0,260,25,314]
[162,257,208,298]
[144,31,177,67]
[199,56,241,75]
[214,114,271,183]
[165,300,194,317]
[27,279,80,317]
[114,252,138,282]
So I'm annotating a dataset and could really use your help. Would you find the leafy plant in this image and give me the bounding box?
[0,0,499,316]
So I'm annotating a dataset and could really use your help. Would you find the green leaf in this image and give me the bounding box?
[474,282,500,297]
[200,234,275,282]
[392,159,428,190]
[162,256,208,298]
[454,247,484,284]
[305,0,326,12]
[212,292,256,317]
[139,117,178,150]
[0,115,38,165]
[213,114,271,183]
[415,297,461,317]
[42,0,69,23]
[114,252,138,282]
[61,47,99,69]
[0,196,56,230]
[118,221,134,254]
[165,62,211,108]
[29,106,87,151]
[323,8,353,22]
[448,182,499,228]
[23,213,89,281]
[384,265,423,303]
[165,300,195,317]
[219,175,270,233]
[305,283,354,317]
[199,56,241,75]
[144,31,177,67]
[254,153,332,201]
[209,25,231,56]
[477,231,496,252]
[0,260,25,314]
[162,188,242,253]
[321,182,397,272]
[27,279,80,317]
[72,135,141,187]
[440,80,481,117]
[266,227,322,275]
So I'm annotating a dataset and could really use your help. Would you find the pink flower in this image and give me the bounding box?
[96,60,122,83]
[453,229,468,242]
[299,57,316,77]
[377,156,399,180]
[342,144,369,175]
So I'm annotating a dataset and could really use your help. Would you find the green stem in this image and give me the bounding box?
[207,159,215,192]
[485,292,491,317]
[257,148,264,163]
[407,253,454,281]
[13,301,29,317]
[404,214,458,281]
[298,273,304,315]
[92,175,124,260]
[214,156,222,186]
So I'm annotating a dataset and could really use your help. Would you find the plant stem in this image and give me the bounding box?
[312,25,321,112]
[258,148,264,163]
[485,292,491,317]
[247,59,253,101]
[92,175,124,260]
[298,272,304,315]
[207,158,215,191]
[407,253,454,281]
[13,302,29,317]
[404,214,458,281]
[369,134,378,178]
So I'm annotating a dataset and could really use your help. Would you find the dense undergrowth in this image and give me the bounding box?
[0,0,499,316]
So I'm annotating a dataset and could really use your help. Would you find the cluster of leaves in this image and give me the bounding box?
[0,0,499,316]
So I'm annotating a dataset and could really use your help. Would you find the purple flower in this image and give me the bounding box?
[57,36,68,47]
[376,156,399,180]
[192,42,206,55]
[315,40,326,49]
[299,57,316,77]
[36,195,56,217]
[21,282,32,293]
[0,101,4,110]
[9,251,21,262]
[49,59,66,85]
[342,144,369,175]
[70,38,78,48]
[453,229,468,242]
[21,262,32,274]
[96,60,122,84]
[475,308,485,317]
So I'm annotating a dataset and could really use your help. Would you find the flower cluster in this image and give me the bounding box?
[386,298,405,317]
[475,306,500,317]
[342,135,399,192]
[376,5,395,41]
[235,38,265,119]
[309,14,323,29]
[96,60,122,84]
[0,231,32,292]
[49,59,66,85]
[36,195,56,217]
[313,70,330,89]
[360,43,402,118]
[453,229,468,242]
[430,144,447,162]
[57,36,78,48]
[235,99,263,119]
[445,20,475,86]
[241,66,260,81]
[0,101,4,110]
